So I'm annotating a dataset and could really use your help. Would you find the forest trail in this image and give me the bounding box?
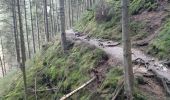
[66,29,170,98]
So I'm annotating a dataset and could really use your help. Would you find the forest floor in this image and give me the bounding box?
[66,29,170,99]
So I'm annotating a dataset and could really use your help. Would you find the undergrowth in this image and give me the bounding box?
[1,41,123,100]
[148,19,170,59]
[75,0,156,41]
[1,40,147,100]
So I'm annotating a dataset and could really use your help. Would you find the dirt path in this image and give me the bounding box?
[67,29,156,62]
[66,29,170,99]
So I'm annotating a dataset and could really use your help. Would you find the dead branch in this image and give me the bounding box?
[105,42,121,47]
[60,77,96,100]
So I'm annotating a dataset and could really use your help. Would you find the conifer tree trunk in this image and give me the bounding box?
[50,0,54,38]
[76,0,79,21]
[1,39,6,75]
[71,0,74,26]
[121,0,134,99]
[56,4,60,32]
[29,0,36,53]
[12,0,21,68]
[52,0,57,34]
[24,0,31,58]
[0,57,4,77]
[44,0,50,42]
[68,0,72,28]
[17,0,27,99]
[59,0,67,53]
[35,3,41,50]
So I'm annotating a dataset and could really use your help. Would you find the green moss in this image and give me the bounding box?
[2,41,110,99]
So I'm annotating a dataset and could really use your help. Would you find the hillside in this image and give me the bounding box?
[1,0,170,100]
[75,0,170,59]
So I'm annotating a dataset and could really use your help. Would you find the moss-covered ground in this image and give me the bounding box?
[0,41,147,100]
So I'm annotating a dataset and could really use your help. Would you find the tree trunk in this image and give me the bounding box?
[29,0,36,53]
[68,0,72,28]
[59,0,67,53]
[76,0,79,21]
[24,0,31,58]
[121,0,134,99]
[35,3,41,50]
[0,57,4,77]
[44,0,50,42]
[71,0,74,26]
[12,0,21,68]
[17,0,27,99]
[50,0,54,38]
[52,0,57,34]
[1,39,6,75]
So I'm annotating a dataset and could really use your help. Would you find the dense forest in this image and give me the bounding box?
[0,0,170,100]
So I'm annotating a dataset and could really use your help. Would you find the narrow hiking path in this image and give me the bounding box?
[66,29,170,99]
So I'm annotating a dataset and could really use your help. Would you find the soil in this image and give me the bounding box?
[132,10,168,46]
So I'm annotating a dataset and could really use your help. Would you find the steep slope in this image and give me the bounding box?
[0,41,122,100]
[1,39,152,100]
[1,0,170,100]
[74,0,170,59]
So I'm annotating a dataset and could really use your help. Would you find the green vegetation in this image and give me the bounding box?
[0,41,118,100]
[0,69,19,97]
[1,41,147,100]
[130,0,157,15]
[75,0,156,40]
[148,19,170,59]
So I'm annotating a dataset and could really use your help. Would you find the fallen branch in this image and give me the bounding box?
[112,78,124,100]
[105,42,121,47]
[60,77,96,100]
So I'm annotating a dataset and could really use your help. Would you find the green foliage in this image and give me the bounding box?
[130,0,157,15]
[134,90,147,100]
[75,0,153,40]
[99,67,123,99]
[148,19,170,59]
[0,69,20,98]
[2,41,112,99]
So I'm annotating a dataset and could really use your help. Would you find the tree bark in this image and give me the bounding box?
[50,0,54,38]
[121,0,134,99]
[17,0,27,99]
[44,0,50,42]
[59,0,67,53]
[35,3,41,50]
[68,0,72,28]
[1,39,6,75]
[24,0,31,58]
[12,0,21,68]
[0,57,5,77]
[29,0,36,53]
